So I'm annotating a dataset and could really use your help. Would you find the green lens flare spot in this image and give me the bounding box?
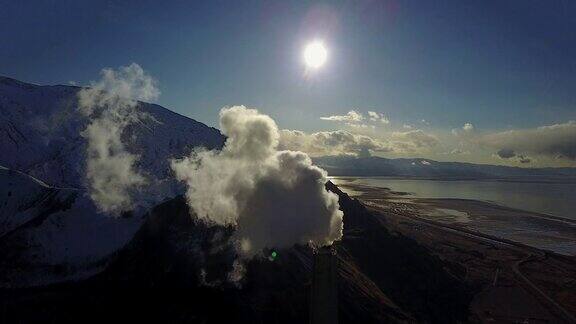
[271,251,277,258]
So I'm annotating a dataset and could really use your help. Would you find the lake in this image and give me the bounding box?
[331,177,576,220]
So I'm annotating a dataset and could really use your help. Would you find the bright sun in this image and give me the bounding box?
[303,41,327,69]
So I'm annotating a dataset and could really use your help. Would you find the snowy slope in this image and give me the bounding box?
[0,167,146,287]
[0,166,53,237]
[0,76,225,287]
[0,76,225,189]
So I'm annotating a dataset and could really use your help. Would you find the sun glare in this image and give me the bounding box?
[303,41,327,69]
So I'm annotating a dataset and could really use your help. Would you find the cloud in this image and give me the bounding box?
[321,109,390,129]
[452,122,474,135]
[171,106,343,263]
[346,122,373,129]
[481,121,576,160]
[519,156,532,164]
[78,63,159,214]
[494,149,531,164]
[390,129,439,151]
[450,149,470,155]
[280,127,443,157]
[496,148,516,159]
[367,111,379,120]
[280,127,442,157]
[320,110,364,122]
[368,111,390,124]
[279,129,392,157]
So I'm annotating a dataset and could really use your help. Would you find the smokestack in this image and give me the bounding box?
[310,245,338,324]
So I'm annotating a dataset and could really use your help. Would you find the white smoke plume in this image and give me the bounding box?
[78,63,160,214]
[171,106,343,258]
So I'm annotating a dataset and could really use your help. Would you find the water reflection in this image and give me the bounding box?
[333,177,576,220]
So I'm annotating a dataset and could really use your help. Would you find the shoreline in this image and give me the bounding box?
[362,200,576,322]
[332,180,576,256]
[328,175,576,184]
[335,181,576,321]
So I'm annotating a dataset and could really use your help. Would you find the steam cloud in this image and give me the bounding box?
[171,106,343,258]
[78,63,160,214]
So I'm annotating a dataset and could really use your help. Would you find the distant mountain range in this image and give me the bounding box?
[313,155,576,180]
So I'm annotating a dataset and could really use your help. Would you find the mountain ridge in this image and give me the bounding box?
[0,75,225,286]
[313,155,576,179]
[0,75,225,189]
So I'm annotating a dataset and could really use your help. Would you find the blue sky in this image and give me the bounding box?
[2,0,576,166]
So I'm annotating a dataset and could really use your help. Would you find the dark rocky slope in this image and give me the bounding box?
[0,184,472,323]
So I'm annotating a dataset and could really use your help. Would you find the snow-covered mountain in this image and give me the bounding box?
[0,168,143,286]
[0,76,224,189]
[0,76,225,286]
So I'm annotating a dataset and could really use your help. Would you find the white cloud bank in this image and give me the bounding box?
[390,129,440,152]
[321,109,389,127]
[452,122,474,135]
[320,110,364,122]
[279,129,392,157]
[480,121,576,161]
[279,128,440,158]
[368,111,390,124]
[494,149,531,164]
[171,106,343,259]
[78,63,159,214]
